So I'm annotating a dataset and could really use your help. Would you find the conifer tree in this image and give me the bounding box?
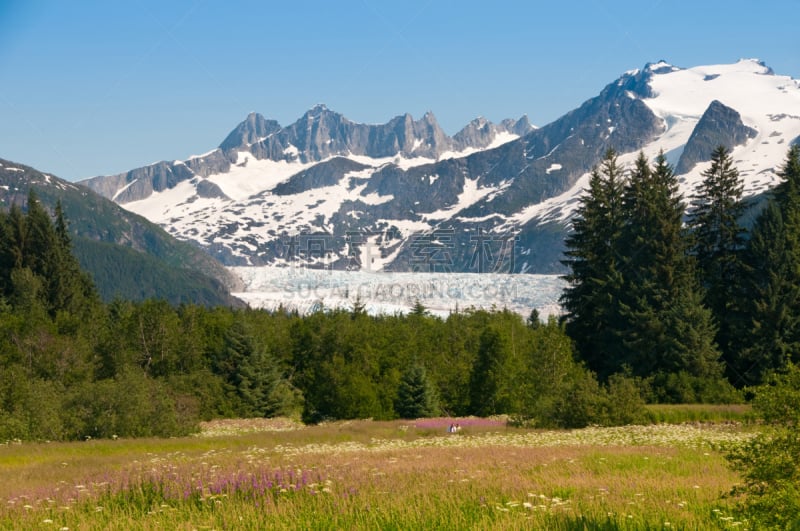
[395,364,440,419]
[46,199,96,318]
[23,189,56,278]
[469,327,511,415]
[687,146,748,383]
[740,146,800,383]
[560,149,627,379]
[617,152,722,391]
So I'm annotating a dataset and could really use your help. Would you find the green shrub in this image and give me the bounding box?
[725,363,800,528]
[64,369,199,439]
[605,372,647,425]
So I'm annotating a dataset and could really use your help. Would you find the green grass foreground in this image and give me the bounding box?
[0,417,753,530]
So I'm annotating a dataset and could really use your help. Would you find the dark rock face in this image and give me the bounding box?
[256,106,452,161]
[273,158,370,196]
[452,74,664,220]
[195,179,229,200]
[675,100,757,175]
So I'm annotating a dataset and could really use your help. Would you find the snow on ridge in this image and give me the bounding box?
[438,131,520,161]
[546,163,562,174]
[132,131,524,211]
[187,148,219,160]
[112,178,140,202]
[423,177,498,221]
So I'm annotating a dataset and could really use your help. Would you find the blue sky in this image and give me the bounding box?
[1,0,798,181]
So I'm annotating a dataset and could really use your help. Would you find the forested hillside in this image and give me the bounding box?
[0,158,242,306]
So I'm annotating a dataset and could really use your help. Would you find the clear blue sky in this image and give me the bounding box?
[1,0,798,181]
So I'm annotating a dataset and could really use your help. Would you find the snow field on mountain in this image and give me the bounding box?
[506,59,800,228]
[645,59,800,193]
[208,152,318,201]
[124,130,529,264]
[424,177,502,221]
[230,267,565,319]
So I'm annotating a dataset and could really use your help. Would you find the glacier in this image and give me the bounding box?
[231,267,566,319]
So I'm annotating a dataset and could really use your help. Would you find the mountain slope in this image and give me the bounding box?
[0,158,243,306]
[80,59,800,274]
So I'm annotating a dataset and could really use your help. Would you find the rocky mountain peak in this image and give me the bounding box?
[308,102,329,114]
[219,112,281,152]
[675,99,757,174]
[501,115,535,136]
[645,60,681,74]
[301,103,343,124]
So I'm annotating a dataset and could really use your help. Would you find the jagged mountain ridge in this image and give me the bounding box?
[81,59,800,274]
[82,108,533,204]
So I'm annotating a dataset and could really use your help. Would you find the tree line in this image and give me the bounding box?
[561,144,800,398]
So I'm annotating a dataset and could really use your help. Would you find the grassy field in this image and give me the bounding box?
[0,417,753,530]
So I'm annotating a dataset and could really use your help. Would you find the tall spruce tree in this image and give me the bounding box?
[560,149,627,379]
[687,146,748,383]
[469,326,515,415]
[395,364,440,419]
[46,199,96,318]
[617,152,722,394]
[740,145,800,384]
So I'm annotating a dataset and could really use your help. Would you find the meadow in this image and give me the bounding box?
[0,413,755,530]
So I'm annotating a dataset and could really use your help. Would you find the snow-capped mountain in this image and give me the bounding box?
[82,59,800,274]
[82,107,532,204]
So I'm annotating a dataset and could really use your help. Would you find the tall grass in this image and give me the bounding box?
[0,419,750,530]
[644,404,753,425]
